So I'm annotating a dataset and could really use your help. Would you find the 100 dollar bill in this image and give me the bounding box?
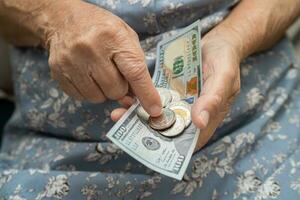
[153,20,202,104]
[106,20,202,180]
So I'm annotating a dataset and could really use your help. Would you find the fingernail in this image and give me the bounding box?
[150,104,162,116]
[199,110,210,127]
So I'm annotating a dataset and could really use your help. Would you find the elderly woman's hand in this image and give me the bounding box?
[191,27,241,150]
[111,25,242,151]
[46,0,162,116]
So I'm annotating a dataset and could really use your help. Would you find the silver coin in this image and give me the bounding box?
[168,105,191,127]
[167,100,191,111]
[148,108,176,130]
[159,114,185,137]
[169,89,181,102]
[136,105,150,121]
[157,88,172,107]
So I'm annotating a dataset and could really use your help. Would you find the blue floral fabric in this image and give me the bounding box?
[1,0,300,199]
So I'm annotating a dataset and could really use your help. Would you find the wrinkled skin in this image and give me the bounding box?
[110,0,300,151]
[46,1,162,117]
[111,26,241,150]
[192,30,241,149]
[0,0,299,151]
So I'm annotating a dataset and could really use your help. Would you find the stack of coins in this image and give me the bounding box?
[136,87,192,137]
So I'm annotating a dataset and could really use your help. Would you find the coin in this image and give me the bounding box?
[168,100,191,111]
[157,88,172,107]
[148,108,176,130]
[169,89,181,102]
[159,114,185,137]
[168,105,191,127]
[136,105,150,121]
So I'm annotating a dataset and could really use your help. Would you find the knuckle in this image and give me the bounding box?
[101,22,123,40]
[224,70,236,81]
[107,84,128,100]
[100,21,133,46]
[200,93,223,117]
[71,34,95,54]
[211,94,223,110]
[103,19,121,30]
[125,63,147,82]
[70,32,100,57]
[128,65,146,82]
[72,37,92,50]
[117,83,129,99]
[197,93,223,118]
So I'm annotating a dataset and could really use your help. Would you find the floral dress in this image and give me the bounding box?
[1,0,300,199]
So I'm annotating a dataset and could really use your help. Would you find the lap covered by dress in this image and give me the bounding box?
[1,0,300,199]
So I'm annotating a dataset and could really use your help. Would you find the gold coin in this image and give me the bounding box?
[170,106,191,127]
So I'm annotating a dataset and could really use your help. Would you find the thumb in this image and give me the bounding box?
[113,43,162,117]
[192,71,233,129]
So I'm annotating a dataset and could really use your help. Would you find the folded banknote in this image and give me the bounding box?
[106,20,202,180]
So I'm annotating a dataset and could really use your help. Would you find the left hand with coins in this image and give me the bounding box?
[111,0,300,151]
[111,23,241,151]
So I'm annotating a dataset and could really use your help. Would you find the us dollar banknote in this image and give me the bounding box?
[106,20,202,180]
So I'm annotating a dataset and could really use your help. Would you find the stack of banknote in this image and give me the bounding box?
[106,20,202,180]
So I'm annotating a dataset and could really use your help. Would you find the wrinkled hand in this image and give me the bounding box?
[191,27,241,150]
[111,25,241,151]
[46,1,162,116]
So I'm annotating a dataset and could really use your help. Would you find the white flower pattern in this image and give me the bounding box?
[36,175,70,199]
[1,0,300,199]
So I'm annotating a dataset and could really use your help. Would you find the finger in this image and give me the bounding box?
[192,68,235,129]
[194,109,228,152]
[113,38,162,117]
[118,95,136,108]
[57,72,84,101]
[111,108,127,122]
[56,44,106,103]
[72,45,129,101]
[91,59,128,100]
[60,61,106,103]
[49,39,101,102]
[49,49,84,101]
